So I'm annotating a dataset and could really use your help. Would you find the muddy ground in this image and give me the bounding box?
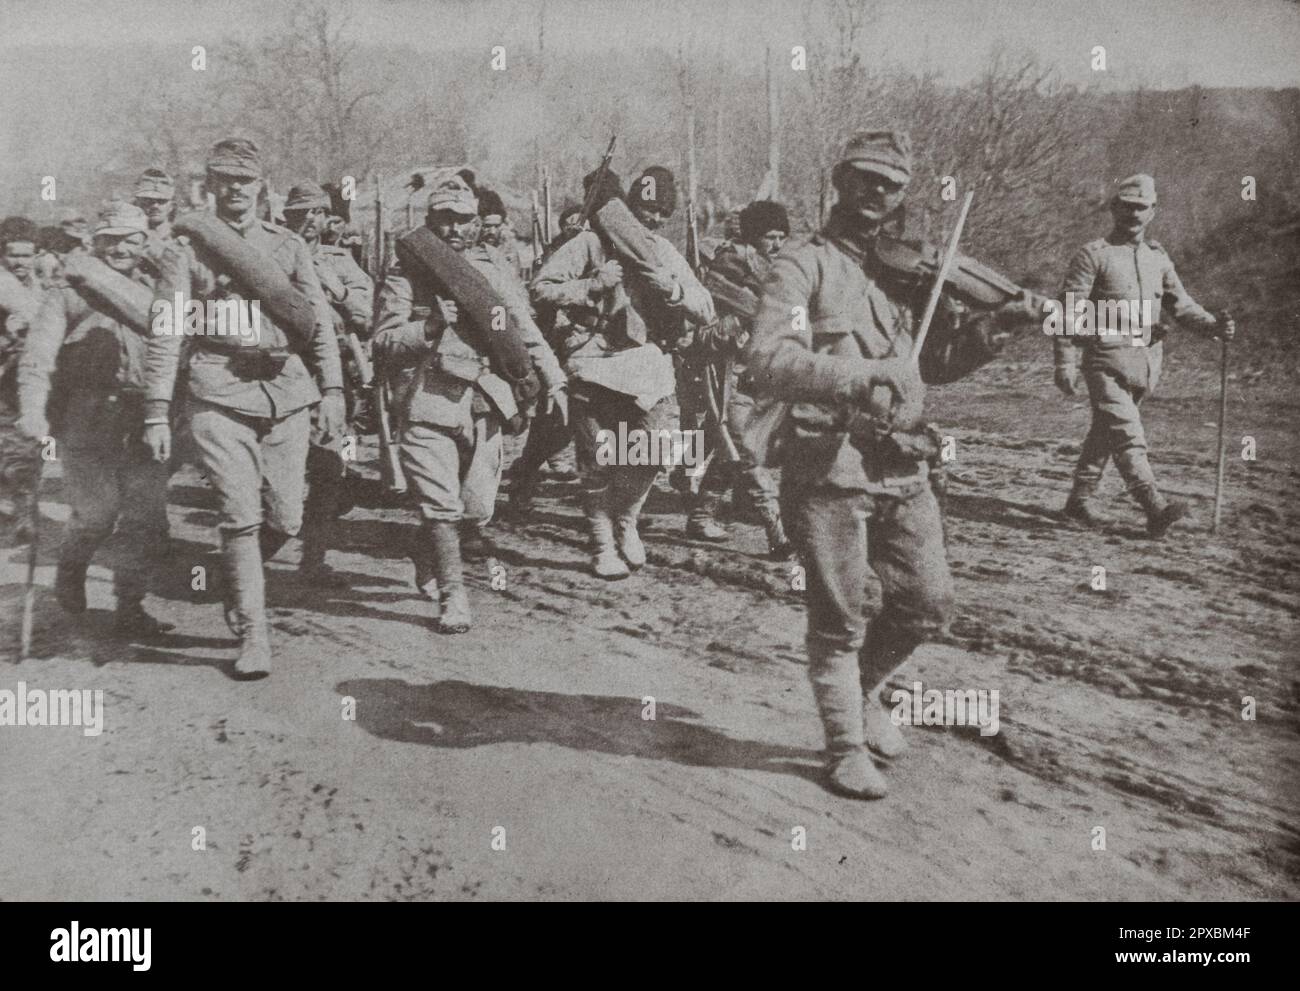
[2,336,1297,901]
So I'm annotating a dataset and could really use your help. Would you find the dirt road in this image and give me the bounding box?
[2,338,1297,900]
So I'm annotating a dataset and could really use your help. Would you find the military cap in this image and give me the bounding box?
[425,171,478,216]
[838,129,913,183]
[1113,173,1157,206]
[284,180,331,212]
[94,200,149,236]
[134,167,175,201]
[206,137,263,178]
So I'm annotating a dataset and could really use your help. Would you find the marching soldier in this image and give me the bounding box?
[477,188,524,279]
[372,171,565,633]
[532,165,715,579]
[132,167,177,277]
[745,130,1037,799]
[283,180,375,580]
[1,216,44,538]
[16,202,171,635]
[143,137,345,676]
[695,198,793,556]
[1055,174,1234,536]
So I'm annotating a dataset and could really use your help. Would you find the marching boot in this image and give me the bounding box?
[459,520,493,563]
[609,468,655,570]
[429,521,471,634]
[809,644,888,800]
[1063,478,1105,527]
[505,468,540,520]
[113,601,172,639]
[584,490,630,580]
[685,489,728,542]
[112,570,171,639]
[223,529,272,677]
[223,528,271,676]
[54,543,93,615]
[1137,484,1188,539]
[411,523,439,601]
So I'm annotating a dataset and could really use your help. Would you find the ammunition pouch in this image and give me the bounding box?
[227,346,291,380]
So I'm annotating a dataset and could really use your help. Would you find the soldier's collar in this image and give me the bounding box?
[221,212,260,234]
[1106,230,1145,247]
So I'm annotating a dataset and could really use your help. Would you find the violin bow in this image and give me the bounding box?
[909,190,974,364]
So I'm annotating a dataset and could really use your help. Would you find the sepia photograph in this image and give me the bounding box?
[0,0,1296,928]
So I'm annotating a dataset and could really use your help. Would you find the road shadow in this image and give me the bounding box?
[946,492,1060,532]
[338,676,821,783]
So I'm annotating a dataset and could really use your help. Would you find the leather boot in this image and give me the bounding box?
[55,546,92,614]
[113,602,172,639]
[113,566,170,639]
[609,469,654,570]
[584,490,629,580]
[224,530,272,677]
[505,468,540,520]
[686,489,728,542]
[460,521,493,563]
[411,523,438,601]
[1137,484,1188,538]
[430,521,471,634]
[808,644,888,799]
[1063,478,1105,527]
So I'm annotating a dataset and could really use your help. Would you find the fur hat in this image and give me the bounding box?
[628,165,676,216]
[739,200,790,241]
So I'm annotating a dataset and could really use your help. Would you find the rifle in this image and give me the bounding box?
[577,135,617,228]
[531,189,544,276]
[370,177,406,496]
[542,170,552,246]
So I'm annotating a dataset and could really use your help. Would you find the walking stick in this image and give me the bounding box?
[1212,323,1230,534]
[19,453,41,660]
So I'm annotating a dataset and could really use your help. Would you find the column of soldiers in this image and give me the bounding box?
[4,129,1232,801]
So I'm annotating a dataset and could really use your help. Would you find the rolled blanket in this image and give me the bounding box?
[394,227,539,402]
[172,210,316,349]
[60,254,153,334]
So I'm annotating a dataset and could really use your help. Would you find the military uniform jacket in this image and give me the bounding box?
[1054,234,1215,391]
[18,267,156,448]
[745,214,1000,493]
[311,242,374,336]
[530,228,714,407]
[140,223,174,280]
[373,242,562,429]
[144,214,343,420]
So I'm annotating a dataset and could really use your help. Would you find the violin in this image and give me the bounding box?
[870,234,1044,311]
